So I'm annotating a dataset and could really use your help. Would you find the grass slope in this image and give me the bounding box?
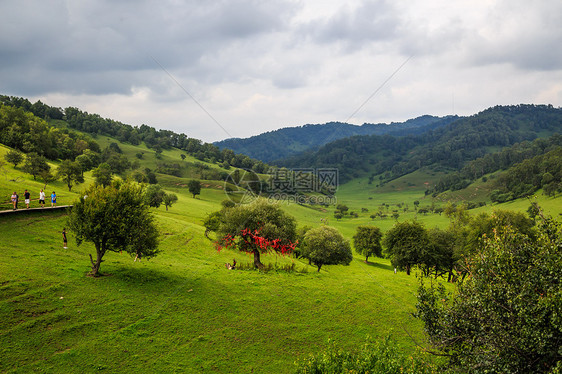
[2,135,561,373]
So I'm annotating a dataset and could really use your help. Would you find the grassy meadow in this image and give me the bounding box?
[1,138,561,373]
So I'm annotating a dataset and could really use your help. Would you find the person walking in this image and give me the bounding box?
[24,189,31,209]
[62,228,68,249]
[51,191,57,207]
[11,191,17,210]
[39,189,46,208]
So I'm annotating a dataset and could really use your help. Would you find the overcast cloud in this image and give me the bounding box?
[1,0,561,142]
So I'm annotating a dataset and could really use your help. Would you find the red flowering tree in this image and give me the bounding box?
[216,199,297,268]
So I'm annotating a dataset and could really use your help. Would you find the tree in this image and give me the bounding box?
[180,154,186,161]
[67,182,159,276]
[216,199,297,268]
[188,179,201,198]
[415,215,562,373]
[39,170,57,190]
[144,184,165,208]
[92,163,113,187]
[5,149,24,167]
[203,211,223,239]
[22,152,50,180]
[163,193,178,211]
[383,220,430,275]
[302,226,352,272]
[75,154,93,176]
[57,160,84,191]
[353,225,383,262]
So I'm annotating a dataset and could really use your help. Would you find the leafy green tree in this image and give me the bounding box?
[22,152,50,180]
[415,215,562,373]
[57,160,84,191]
[5,149,24,167]
[203,211,223,239]
[163,192,178,211]
[143,184,165,208]
[67,182,159,276]
[39,170,57,190]
[383,220,430,275]
[188,179,201,198]
[75,154,93,176]
[92,163,113,187]
[216,199,297,268]
[130,170,148,183]
[302,226,352,272]
[353,225,383,262]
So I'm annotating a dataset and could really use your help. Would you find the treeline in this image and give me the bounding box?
[0,104,99,160]
[215,115,454,163]
[0,95,268,173]
[491,147,562,202]
[280,104,562,183]
[433,133,562,192]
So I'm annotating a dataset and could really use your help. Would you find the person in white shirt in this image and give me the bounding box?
[39,189,46,208]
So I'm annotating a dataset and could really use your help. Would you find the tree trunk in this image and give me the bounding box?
[365,255,369,263]
[90,243,105,276]
[317,263,322,272]
[253,249,263,269]
[406,264,411,275]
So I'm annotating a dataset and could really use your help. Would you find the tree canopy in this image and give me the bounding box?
[415,215,562,373]
[302,226,352,272]
[67,181,159,276]
[216,199,297,268]
[353,225,383,262]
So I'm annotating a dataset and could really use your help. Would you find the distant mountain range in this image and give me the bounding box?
[214,115,459,162]
[277,104,562,183]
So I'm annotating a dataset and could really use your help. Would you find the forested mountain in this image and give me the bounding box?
[214,115,457,162]
[278,105,562,183]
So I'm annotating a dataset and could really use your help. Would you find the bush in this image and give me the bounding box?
[295,336,437,374]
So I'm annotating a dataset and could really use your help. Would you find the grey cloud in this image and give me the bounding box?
[0,0,300,96]
[303,0,400,48]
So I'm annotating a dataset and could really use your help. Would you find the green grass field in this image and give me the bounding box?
[2,138,561,373]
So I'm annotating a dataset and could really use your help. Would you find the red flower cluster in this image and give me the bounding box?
[216,227,297,255]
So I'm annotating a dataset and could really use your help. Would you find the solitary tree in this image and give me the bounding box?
[163,192,178,211]
[353,225,383,263]
[67,182,159,276]
[57,160,84,191]
[5,149,24,167]
[302,226,353,272]
[415,215,562,373]
[22,152,50,180]
[188,179,201,198]
[216,199,297,268]
[383,220,430,275]
[144,184,165,208]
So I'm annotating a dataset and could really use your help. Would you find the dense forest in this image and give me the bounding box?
[215,115,457,162]
[433,134,562,193]
[279,105,562,183]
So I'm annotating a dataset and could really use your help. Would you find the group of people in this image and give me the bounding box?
[10,189,57,210]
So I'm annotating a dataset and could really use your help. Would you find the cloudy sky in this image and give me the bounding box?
[1,0,561,142]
